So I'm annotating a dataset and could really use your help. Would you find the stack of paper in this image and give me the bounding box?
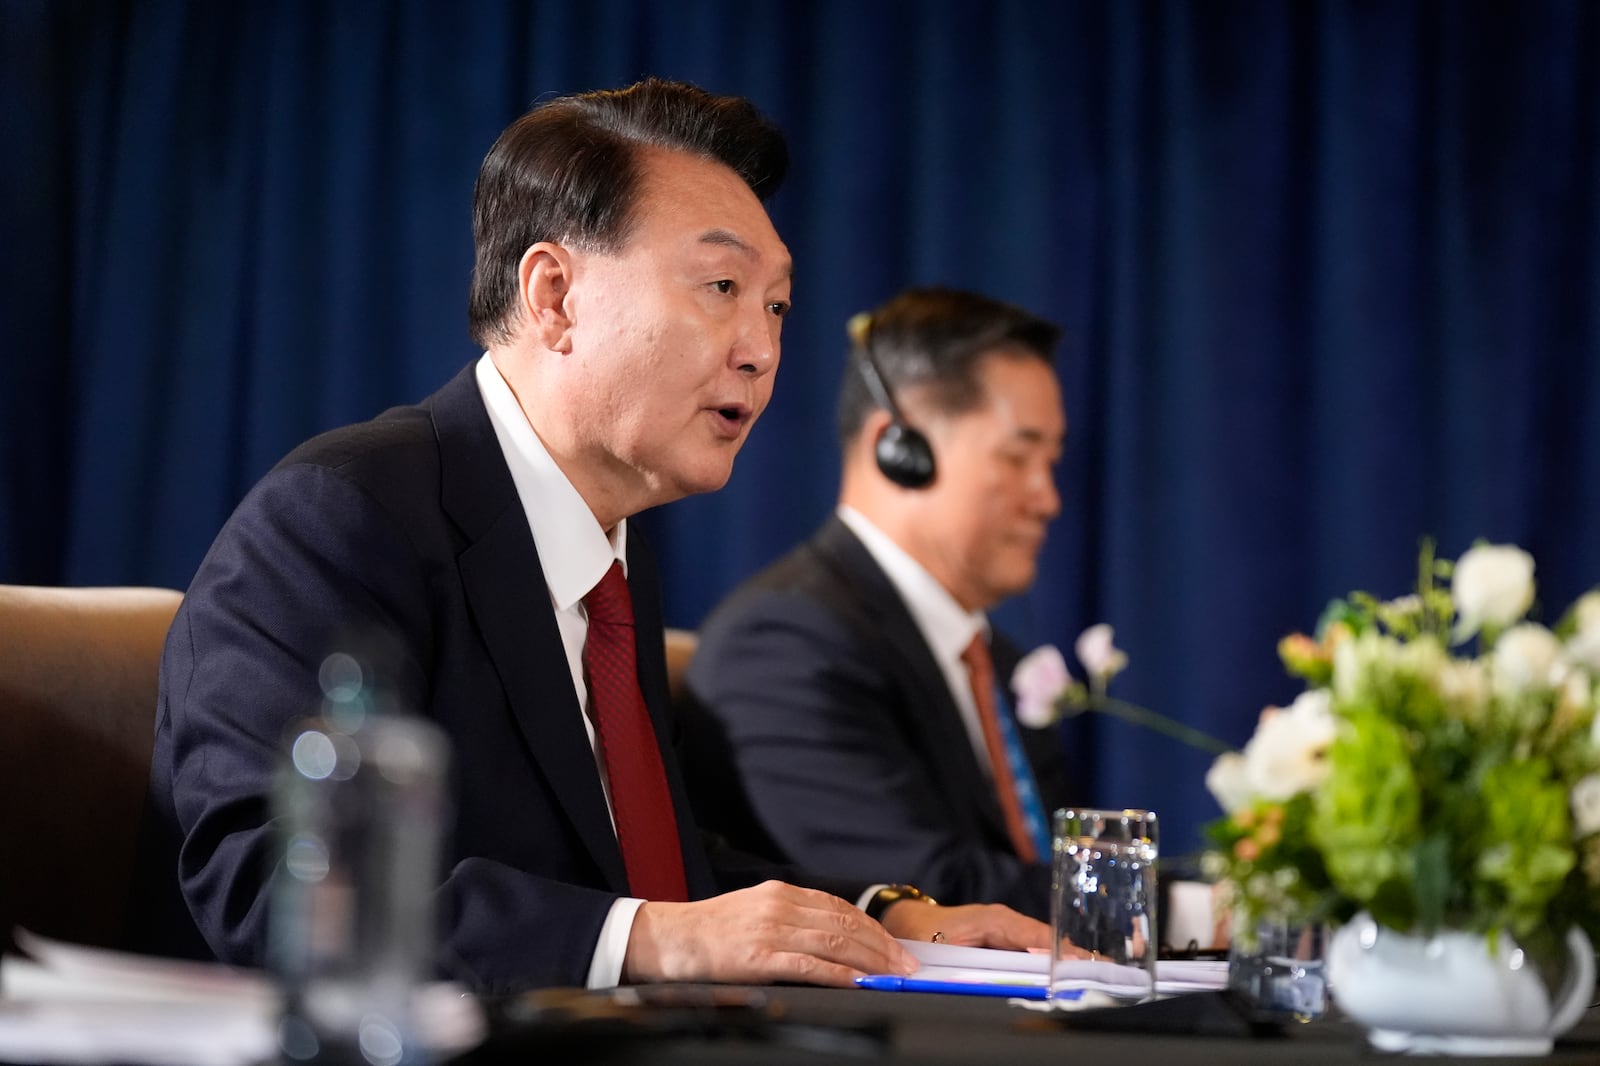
[855,939,1228,999]
[0,930,483,1066]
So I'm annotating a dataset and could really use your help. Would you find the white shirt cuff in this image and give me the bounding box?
[585,896,646,989]
[857,883,888,913]
[588,886,883,988]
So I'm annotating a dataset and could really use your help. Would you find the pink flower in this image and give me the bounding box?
[1075,624,1129,688]
[1011,645,1074,727]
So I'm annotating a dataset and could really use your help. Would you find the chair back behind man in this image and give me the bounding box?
[664,627,698,707]
[0,585,181,951]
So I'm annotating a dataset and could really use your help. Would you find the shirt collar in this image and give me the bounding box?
[476,353,627,609]
[836,505,987,662]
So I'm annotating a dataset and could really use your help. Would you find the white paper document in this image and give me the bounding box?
[0,930,483,1066]
[897,938,1229,996]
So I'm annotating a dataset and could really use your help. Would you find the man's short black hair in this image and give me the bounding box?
[468,78,789,346]
[837,287,1061,452]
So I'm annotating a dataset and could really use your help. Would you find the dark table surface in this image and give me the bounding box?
[454,984,1600,1065]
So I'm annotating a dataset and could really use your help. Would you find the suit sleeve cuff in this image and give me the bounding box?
[585,896,645,989]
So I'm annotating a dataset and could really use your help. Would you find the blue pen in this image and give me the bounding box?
[855,974,1069,1000]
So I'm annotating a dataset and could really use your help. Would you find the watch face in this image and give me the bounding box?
[868,884,936,920]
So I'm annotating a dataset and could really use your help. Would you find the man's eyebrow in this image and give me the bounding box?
[1012,425,1065,446]
[700,229,755,256]
[699,228,794,278]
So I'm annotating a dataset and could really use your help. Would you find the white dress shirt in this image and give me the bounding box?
[475,353,642,989]
[836,505,1000,780]
[477,356,885,985]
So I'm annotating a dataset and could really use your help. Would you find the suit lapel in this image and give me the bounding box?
[430,367,628,893]
[811,519,1013,845]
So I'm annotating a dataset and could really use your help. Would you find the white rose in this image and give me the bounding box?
[1568,632,1600,676]
[1010,645,1073,728]
[1242,688,1336,800]
[1565,592,1600,674]
[1074,623,1128,687]
[1572,774,1600,837]
[1331,631,1397,705]
[1399,635,1449,684]
[1492,623,1563,696]
[1204,751,1251,813]
[1559,669,1594,725]
[1452,544,1535,640]
[1434,657,1491,721]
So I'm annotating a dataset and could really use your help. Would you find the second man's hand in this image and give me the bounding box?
[879,899,1053,953]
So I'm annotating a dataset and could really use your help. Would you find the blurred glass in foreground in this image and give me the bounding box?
[270,652,450,1066]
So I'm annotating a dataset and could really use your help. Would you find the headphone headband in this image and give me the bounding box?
[851,313,936,490]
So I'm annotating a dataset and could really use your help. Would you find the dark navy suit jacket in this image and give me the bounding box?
[139,363,839,991]
[681,517,1074,920]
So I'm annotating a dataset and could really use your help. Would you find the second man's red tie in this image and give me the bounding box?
[582,562,689,901]
[962,635,1040,864]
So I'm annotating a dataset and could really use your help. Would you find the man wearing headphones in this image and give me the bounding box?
[683,287,1072,921]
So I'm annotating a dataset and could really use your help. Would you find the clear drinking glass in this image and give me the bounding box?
[270,673,450,1066]
[1049,807,1160,1003]
[1228,919,1327,1021]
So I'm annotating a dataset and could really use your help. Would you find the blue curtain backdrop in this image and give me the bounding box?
[5,0,1599,854]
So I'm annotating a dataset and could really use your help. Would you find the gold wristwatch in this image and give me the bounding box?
[865,883,938,921]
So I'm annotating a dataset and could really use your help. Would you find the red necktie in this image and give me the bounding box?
[583,562,689,901]
[962,635,1039,864]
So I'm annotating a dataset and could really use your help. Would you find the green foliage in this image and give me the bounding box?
[1311,708,1420,920]
[1205,542,1600,948]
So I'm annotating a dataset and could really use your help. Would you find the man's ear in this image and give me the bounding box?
[842,409,895,476]
[517,242,575,353]
[859,409,896,459]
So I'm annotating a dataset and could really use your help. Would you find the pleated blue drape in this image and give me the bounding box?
[5,0,1598,851]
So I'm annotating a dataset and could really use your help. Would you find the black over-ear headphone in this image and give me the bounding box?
[848,313,936,489]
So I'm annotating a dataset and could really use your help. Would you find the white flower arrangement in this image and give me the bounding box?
[1205,541,1600,961]
[1012,541,1600,969]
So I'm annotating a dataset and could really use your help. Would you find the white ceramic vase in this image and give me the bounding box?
[1327,912,1596,1055]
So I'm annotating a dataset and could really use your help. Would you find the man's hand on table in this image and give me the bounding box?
[623,880,918,987]
[879,898,1051,952]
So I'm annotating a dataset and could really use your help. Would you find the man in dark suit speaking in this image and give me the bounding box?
[684,287,1073,921]
[141,81,1046,993]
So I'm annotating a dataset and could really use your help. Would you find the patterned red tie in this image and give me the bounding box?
[962,635,1040,864]
[583,562,689,901]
